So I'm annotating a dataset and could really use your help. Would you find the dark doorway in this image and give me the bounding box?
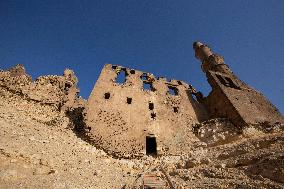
[146,136,157,156]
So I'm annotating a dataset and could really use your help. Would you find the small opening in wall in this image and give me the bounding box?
[146,136,157,156]
[111,65,117,70]
[216,74,239,89]
[140,73,148,80]
[127,97,132,104]
[143,82,151,90]
[143,82,155,91]
[168,86,178,96]
[177,80,182,85]
[173,107,178,113]
[225,77,239,88]
[216,74,228,85]
[104,92,110,99]
[151,112,156,119]
[116,69,127,84]
[191,93,198,101]
[64,82,72,90]
[149,102,154,110]
[130,70,135,74]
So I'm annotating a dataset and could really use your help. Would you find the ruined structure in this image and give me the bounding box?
[193,42,284,128]
[85,64,208,157]
[85,42,283,158]
[1,43,284,188]
[0,64,83,111]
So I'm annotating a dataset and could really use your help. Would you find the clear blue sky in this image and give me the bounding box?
[0,1,283,113]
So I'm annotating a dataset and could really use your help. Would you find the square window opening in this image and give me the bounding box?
[173,107,179,113]
[104,92,110,99]
[130,70,135,74]
[127,97,132,104]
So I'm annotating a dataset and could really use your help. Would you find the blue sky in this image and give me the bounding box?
[0,0,283,113]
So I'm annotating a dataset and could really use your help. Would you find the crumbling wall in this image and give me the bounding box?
[193,42,284,128]
[0,64,85,132]
[85,64,209,158]
[0,64,83,111]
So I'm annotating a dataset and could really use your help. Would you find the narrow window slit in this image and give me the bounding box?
[149,102,154,110]
[177,80,183,85]
[191,93,198,101]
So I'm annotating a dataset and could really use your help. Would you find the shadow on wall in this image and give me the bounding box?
[65,107,90,141]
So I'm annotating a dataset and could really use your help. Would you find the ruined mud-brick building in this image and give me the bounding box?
[193,42,283,127]
[85,42,284,158]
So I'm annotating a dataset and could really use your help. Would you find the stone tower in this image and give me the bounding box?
[193,42,284,128]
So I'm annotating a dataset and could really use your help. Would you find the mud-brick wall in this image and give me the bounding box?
[85,64,208,158]
[204,71,284,128]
